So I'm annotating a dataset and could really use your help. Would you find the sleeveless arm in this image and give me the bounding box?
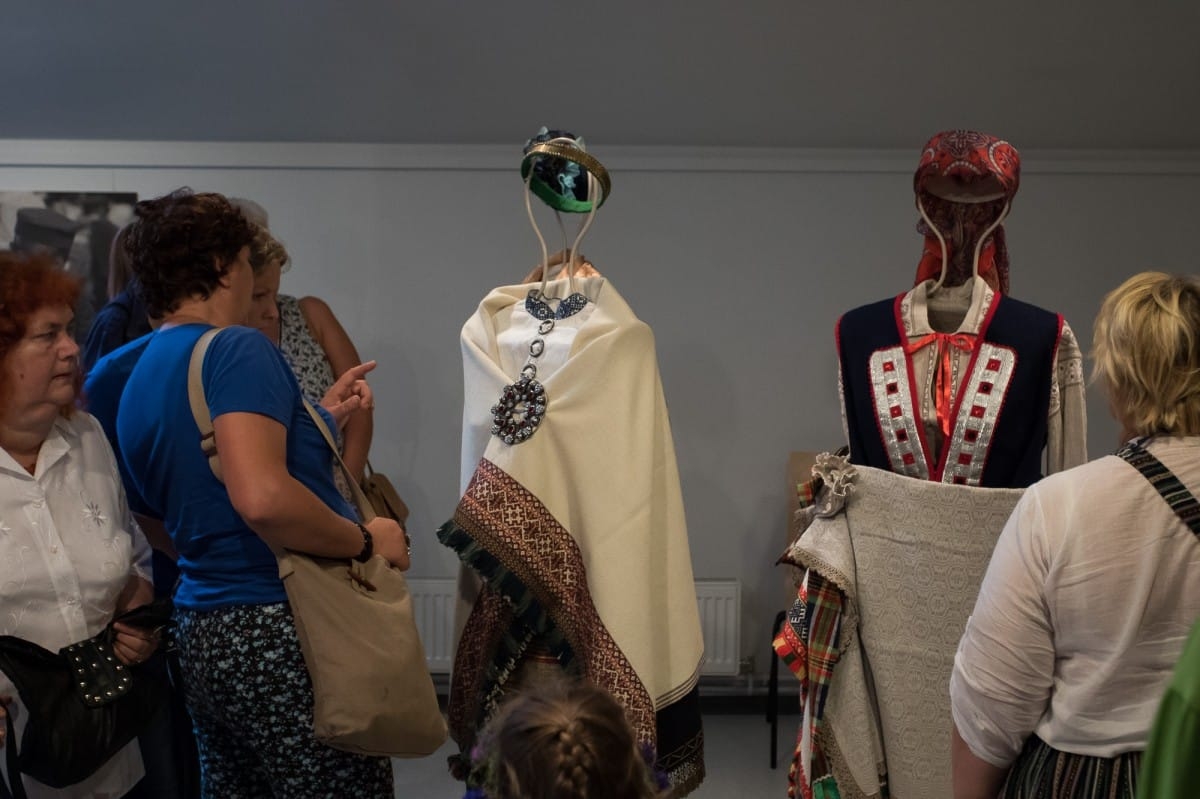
[299,295,373,482]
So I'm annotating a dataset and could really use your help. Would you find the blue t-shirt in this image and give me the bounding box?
[84,332,184,599]
[84,332,155,516]
[117,324,355,610]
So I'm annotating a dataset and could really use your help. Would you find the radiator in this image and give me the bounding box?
[409,578,457,674]
[409,577,742,678]
[694,579,741,676]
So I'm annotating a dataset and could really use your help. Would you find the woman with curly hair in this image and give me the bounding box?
[465,681,669,799]
[951,272,1200,799]
[114,189,408,797]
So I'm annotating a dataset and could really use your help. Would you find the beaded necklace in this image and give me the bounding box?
[489,288,590,445]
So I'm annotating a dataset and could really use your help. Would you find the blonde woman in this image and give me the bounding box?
[951,272,1200,799]
[245,229,373,487]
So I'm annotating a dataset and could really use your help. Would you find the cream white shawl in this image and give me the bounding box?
[452,276,703,726]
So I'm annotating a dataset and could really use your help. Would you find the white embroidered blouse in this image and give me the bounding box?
[0,411,152,799]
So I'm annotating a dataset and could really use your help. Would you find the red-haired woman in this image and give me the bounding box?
[0,251,158,798]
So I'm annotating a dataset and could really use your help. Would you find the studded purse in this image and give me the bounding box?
[0,599,172,797]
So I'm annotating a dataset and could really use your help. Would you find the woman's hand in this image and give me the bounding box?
[366,516,411,572]
[111,576,157,665]
[111,622,160,666]
[321,361,376,431]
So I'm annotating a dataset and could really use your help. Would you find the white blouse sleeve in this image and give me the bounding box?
[950,486,1056,767]
[1046,321,1088,474]
[88,413,153,583]
[122,493,153,584]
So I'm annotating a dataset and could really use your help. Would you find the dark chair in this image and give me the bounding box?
[767,608,788,768]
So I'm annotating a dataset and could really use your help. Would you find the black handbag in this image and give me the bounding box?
[0,599,173,799]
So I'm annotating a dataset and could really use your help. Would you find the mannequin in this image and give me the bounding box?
[837,130,1086,487]
[778,131,1087,799]
[438,132,706,795]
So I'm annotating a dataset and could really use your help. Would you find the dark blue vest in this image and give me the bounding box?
[837,292,1062,489]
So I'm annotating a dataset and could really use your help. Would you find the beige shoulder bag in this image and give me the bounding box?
[187,328,446,757]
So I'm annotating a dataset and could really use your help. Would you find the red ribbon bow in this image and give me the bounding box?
[905,332,976,438]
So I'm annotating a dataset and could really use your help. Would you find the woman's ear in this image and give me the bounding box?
[214,255,234,288]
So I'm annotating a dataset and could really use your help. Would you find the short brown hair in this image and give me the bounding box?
[1092,271,1200,437]
[123,189,256,318]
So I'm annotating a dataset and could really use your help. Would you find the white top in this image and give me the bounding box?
[0,411,152,799]
[951,436,1200,765]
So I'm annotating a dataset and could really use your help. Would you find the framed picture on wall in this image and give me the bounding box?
[0,191,138,340]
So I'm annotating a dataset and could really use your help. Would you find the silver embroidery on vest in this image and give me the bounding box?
[941,343,1017,486]
[869,347,929,479]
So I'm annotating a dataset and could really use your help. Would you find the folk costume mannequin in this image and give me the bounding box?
[837,130,1086,486]
[438,131,706,796]
[776,131,1086,799]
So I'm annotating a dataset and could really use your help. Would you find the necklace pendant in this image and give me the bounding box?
[525,289,589,321]
[490,374,548,445]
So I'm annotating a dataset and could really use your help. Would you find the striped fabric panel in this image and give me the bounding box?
[1116,440,1200,536]
[1003,737,1140,799]
[773,595,808,684]
[805,576,844,719]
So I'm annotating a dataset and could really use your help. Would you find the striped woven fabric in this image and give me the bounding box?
[774,572,845,799]
[772,574,845,717]
[1002,737,1140,799]
[1116,439,1200,535]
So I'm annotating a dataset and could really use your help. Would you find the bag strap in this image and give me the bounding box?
[186,328,224,482]
[1117,439,1200,537]
[299,400,377,522]
[185,328,375,523]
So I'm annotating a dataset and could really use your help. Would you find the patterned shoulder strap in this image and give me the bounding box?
[1116,440,1200,537]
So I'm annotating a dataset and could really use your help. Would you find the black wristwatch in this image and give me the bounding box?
[353,522,373,563]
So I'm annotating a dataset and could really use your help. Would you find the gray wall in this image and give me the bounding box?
[4,142,1197,679]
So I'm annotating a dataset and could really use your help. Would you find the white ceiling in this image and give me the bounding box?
[3,1,1198,150]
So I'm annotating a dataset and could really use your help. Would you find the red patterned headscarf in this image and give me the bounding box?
[912,130,1021,294]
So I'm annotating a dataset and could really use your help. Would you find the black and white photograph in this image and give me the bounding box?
[0,190,137,337]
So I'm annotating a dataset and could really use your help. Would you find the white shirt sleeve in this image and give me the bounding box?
[950,486,1056,767]
[89,413,153,584]
[1046,321,1088,474]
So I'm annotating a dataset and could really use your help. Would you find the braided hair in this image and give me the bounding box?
[467,680,667,799]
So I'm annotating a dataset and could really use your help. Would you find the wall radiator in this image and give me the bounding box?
[410,578,742,678]
[409,578,458,675]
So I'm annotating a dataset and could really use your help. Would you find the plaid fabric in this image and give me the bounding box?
[774,572,845,799]
[773,575,844,714]
[804,574,844,718]
[797,477,820,510]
